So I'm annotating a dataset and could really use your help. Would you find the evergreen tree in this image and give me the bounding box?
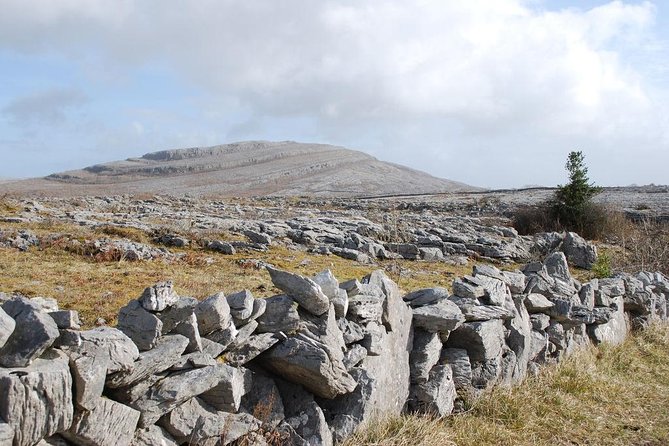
[551,151,602,231]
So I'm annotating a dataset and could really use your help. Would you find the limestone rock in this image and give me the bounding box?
[69,353,109,410]
[404,288,450,308]
[48,310,81,330]
[0,296,59,367]
[64,398,140,446]
[446,320,506,364]
[524,293,555,313]
[139,281,179,312]
[58,327,139,373]
[131,364,234,427]
[160,397,260,445]
[588,296,628,345]
[412,299,465,333]
[343,344,368,370]
[266,266,330,315]
[410,329,442,384]
[195,292,232,336]
[240,372,285,429]
[225,332,285,367]
[409,364,456,417]
[227,290,255,322]
[276,380,333,446]
[0,422,13,446]
[200,364,250,412]
[0,306,16,350]
[441,348,472,390]
[563,232,597,269]
[256,295,300,333]
[117,300,163,351]
[106,334,189,388]
[131,425,179,446]
[347,295,384,324]
[337,318,365,345]
[0,350,73,446]
[171,313,203,353]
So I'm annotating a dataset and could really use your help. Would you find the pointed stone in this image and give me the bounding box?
[266,266,330,316]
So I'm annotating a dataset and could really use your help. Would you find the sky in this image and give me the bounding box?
[1,0,668,188]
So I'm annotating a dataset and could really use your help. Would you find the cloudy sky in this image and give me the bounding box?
[1,0,667,188]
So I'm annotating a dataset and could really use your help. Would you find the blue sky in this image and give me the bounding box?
[1,0,667,188]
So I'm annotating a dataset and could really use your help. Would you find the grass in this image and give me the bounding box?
[0,219,487,327]
[344,323,669,446]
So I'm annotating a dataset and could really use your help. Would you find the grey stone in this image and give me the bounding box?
[117,300,163,351]
[131,425,179,446]
[473,275,509,306]
[225,320,257,350]
[206,240,236,255]
[276,381,333,446]
[156,297,197,334]
[256,295,300,333]
[420,247,444,261]
[64,398,140,446]
[598,277,625,297]
[245,229,272,245]
[445,320,506,364]
[69,353,109,410]
[524,293,555,313]
[450,296,515,321]
[363,270,404,331]
[528,330,549,363]
[579,280,598,310]
[48,310,81,330]
[473,264,506,281]
[131,364,235,427]
[139,281,179,312]
[588,296,628,345]
[266,266,330,315]
[195,292,232,336]
[343,344,368,370]
[404,287,449,307]
[441,348,472,390]
[0,297,59,367]
[204,323,238,349]
[225,332,285,366]
[106,334,189,388]
[360,321,385,356]
[59,327,139,373]
[106,372,168,406]
[311,269,340,301]
[29,296,59,312]
[410,329,442,383]
[200,364,250,412]
[385,243,420,260]
[261,307,355,399]
[544,252,572,283]
[530,313,551,331]
[409,364,456,417]
[337,318,365,345]
[160,397,260,445]
[505,295,532,383]
[452,278,485,300]
[227,290,255,321]
[339,279,363,296]
[0,306,16,350]
[240,372,285,429]
[169,351,217,371]
[0,350,73,446]
[412,299,465,333]
[0,422,13,446]
[200,337,226,358]
[347,295,384,323]
[171,313,203,353]
[501,271,527,294]
[248,298,267,322]
[563,231,598,269]
[319,368,375,443]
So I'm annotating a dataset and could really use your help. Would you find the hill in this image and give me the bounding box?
[5,141,477,197]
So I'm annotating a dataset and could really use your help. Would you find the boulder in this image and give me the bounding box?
[544,252,572,283]
[227,290,255,322]
[445,320,506,364]
[160,397,260,445]
[106,334,189,388]
[64,398,140,446]
[412,299,465,333]
[117,300,163,351]
[131,364,235,427]
[200,364,251,412]
[266,266,330,316]
[0,296,59,367]
[562,232,597,269]
[68,353,109,410]
[0,350,73,446]
[261,307,355,399]
[0,306,16,350]
[256,295,300,333]
[139,281,179,312]
[409,365,456,417]
[410,329,442,383]
[58,327,139,373]
[195,292,232,336]
[48,310,81,330]
[131,425,179,446]
[588,296,628,345]
[170,313,203,353]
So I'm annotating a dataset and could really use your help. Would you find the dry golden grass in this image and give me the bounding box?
[0,219,490,328]
[345,323,669,446]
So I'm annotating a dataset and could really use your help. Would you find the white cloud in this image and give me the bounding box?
[0,0,666,187]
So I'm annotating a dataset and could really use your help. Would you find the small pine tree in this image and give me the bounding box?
[551,151,602,232]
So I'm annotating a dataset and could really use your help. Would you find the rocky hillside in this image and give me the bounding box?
[7,141,476,197]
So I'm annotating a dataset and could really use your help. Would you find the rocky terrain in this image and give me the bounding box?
[2,141,475,197]
[0,249,666,445]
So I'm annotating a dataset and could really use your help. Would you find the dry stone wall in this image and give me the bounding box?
[1,254,667,446]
